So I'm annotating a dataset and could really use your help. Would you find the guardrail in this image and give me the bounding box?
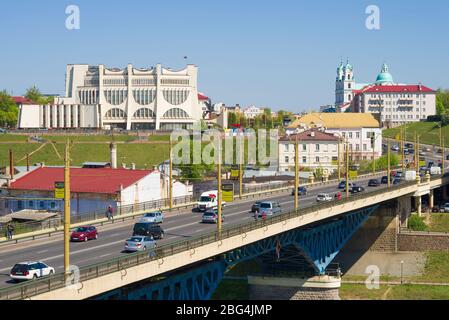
[0,180,417,300]
[0,169,408,245]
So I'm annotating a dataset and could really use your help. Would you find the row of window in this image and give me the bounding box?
[104,108,190,120]
[79,90,99,105]
[133,89,156,105]
[132,78,156,86]
[284,156,338,164]
[341,131,376,139]
[162,89,190,106]
[383,114,426,120]
[369,94,427,99]
[283,144,336,152]
[103,78,126,86]
[383,108,427,113]
[104,89,128,106]
[43,105,81,128]
[161,79,189,85]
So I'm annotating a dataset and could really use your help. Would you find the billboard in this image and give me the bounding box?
[222,183,234,203]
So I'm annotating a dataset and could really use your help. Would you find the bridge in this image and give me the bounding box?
[0,173,448,300]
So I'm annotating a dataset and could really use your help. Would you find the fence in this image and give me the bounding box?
[0,180,416,300]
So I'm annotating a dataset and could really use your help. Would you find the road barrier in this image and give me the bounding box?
[0,180,418,300]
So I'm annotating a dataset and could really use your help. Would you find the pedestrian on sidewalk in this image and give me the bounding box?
[7,223,14,240]
[106,205,114,222]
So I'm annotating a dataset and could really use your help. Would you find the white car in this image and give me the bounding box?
[316,193,333,202]
[10,261,55,282]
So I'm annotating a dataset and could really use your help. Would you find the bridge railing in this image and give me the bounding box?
[0,180,417,300]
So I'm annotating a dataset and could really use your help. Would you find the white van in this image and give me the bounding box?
[197,191,226,211]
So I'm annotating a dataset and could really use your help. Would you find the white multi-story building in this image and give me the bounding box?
[243,105,263,119]
[17,63,204,130]
[286,113,382,163]
[334,61,436,126]
[278,129,340,173]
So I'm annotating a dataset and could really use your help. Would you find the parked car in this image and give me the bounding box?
[316,193,333,202]
[381,176,389,184]
[446,154,449,161]
[419,151,426,157]
[368,179,380,187]
[391,145,400,152]
[338,181,354,189]
[405,143,414,149]
[443,203,449,213]
[0,128,7,134]
[437,148,443,154]
[10,261,55,282]
[291,186,308,196]
[395,171,404,179]
[70,226,98,242]
[202,209,224,223]
[393,179,403,185]
[132,222,165,239]
[139,211,164,224]
[258,201,282,217]
[124,236,157,252]
[351,186,365,194]
[251,201,262,213]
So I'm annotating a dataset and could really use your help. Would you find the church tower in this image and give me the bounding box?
[335,60,356,109]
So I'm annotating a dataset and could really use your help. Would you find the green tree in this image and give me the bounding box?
[25,86,53,104]
[0,90,19,127]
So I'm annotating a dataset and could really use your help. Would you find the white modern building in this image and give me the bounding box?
[278,129,340,174]
[287,113,382,162]
[335,61,436,126]
[243,105,263,119]
[17,64,204,130]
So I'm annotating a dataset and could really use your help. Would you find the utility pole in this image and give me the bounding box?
[64,140,71,279]
[9,149,14,179]
[387,140,391,189]
[169,138,173,210]
[346,141,349,198]
[239,138,243,199]
[414,132,418,172]
[337,140,341,181]
[294,137,299,211]
[26,153,30,172]
[217,136,222,236]
[402,127,406,172]
[372,135,376,174]
[416,135,420,175]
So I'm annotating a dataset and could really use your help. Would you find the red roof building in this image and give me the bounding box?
[9,167,152,194]
[12,96,35,105]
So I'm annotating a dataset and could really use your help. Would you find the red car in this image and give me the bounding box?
[70,226,98,242]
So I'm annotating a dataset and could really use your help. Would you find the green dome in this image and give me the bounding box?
[375,63,394,84]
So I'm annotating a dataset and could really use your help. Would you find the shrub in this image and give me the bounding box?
[408,214,427,231]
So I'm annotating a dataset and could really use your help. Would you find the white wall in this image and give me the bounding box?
[18,104,41,128]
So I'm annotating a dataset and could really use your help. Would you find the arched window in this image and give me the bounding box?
[162,89,190,105]
[133,89,156,105]
[133,108,155,119]
[105,108,126,119]
[162,108,190,119]
[104,90,127,105]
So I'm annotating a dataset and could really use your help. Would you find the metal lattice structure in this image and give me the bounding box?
[96,205,378,300]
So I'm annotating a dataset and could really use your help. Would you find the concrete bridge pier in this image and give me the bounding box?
[248,275,341,300]
[415,196,423,217]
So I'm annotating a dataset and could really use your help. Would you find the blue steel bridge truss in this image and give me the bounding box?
[96,205,379,300]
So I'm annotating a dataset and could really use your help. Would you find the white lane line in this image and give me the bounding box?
[37,250,48,254]
[99,253,112,258]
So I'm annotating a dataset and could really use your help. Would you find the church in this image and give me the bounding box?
[335,60,436,127]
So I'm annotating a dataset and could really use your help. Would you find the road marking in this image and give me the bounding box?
[99,253,112,258]
[37,250,48,254]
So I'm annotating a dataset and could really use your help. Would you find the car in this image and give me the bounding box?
[395,171,404,179]
[424,147,431,152]
[405,143,414,149]
[368,179,380,187]
[70,226,98,242]
[124,236,157,252]
[437,148,443,154]
[291,186,308,196]
[10,261,55,282]
[393,179,403,185]
[351,186,365,193]
[391,145,400,152]
[316,193,333,202]
[446,154,449,161]
[428,161,435,168]
[201,209,224,223]
[132,222,165,239]
[338,181,354,189]
[381,176,389,184]
[419,151,426,157]
[443,203,449,213]
[258,201,282,217]
[139,211,164,224]
[251,201,262,213]
[0,128,7,134]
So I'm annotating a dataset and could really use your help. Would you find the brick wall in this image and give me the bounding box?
[398,232,449,251]
[249,285,340,300]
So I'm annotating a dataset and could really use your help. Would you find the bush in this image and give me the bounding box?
[408,215,427,231]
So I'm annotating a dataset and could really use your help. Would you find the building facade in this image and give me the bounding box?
[278,129,339,174]
[243,105,263,119]
[286,113,382,162]
[17,64,204,130]
[334,61,436,125]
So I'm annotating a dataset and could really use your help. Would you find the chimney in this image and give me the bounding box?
[122,163,127,169]
[110,142,117,169]
[131,163,136,170]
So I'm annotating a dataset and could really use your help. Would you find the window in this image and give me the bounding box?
[18,200,23,210]
[162,108,190,119]
[316,157,320,163]
[39,201,45,209]
[363,144,367,151]
[285,156,289,163]
[349,132,353,139]
[315,144,320,152]
[302,144,306,151]
[163,89,190,105]
[133,108,155,119]
[105,108,126,119]
[28,201,34,207]
[284,144,290,152]
[356,144,360,151]
[302,156,307,163]
[50,202,56,209]
[356,132,360,139]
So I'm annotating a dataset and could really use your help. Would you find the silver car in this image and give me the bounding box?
[124,236,157,252]
[139,211,164,224]
[258,201,281,217]
[316,193,333,202]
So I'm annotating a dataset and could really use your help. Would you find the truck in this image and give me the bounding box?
[405,170,417,181]
[197,191,226,211]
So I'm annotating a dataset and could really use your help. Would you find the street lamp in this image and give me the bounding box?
[400,260,404,284]
[372,133,382,174]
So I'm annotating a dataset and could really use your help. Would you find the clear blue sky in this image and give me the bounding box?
[1,0,448,112]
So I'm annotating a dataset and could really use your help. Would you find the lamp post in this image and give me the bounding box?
[64,140,71,280]
[294,136,299,211]
[400,260,404,285]
[346,141,350,198]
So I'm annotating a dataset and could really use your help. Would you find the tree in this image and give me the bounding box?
[0,90,18,127]
[25,86,53,104]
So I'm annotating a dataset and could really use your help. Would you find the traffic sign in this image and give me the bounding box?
[55,181,65,199]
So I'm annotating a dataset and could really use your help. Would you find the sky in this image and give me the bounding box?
[0,0,448,112]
